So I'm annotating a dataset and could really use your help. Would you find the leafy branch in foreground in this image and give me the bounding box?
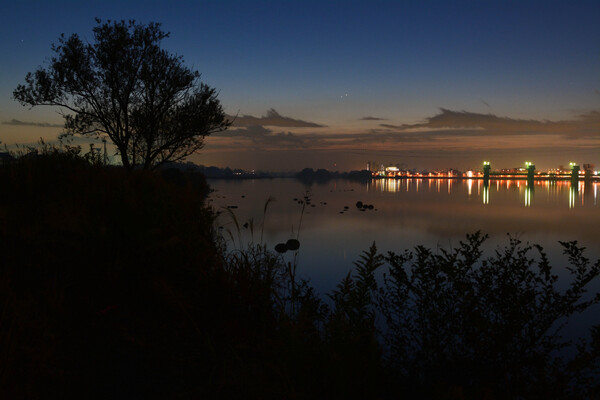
[380,232,600,398]
[217,228,600,398]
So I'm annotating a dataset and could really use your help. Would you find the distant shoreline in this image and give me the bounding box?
[207,175,599,182]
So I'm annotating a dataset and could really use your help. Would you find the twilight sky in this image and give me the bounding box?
[1,0,599,171]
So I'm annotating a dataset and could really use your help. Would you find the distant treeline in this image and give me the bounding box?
[296,167,373,183]
[164,162,373,182]
[1,149,599,399]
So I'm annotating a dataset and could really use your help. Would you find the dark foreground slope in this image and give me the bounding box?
[0,153,301,399]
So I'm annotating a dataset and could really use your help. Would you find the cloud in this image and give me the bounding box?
[273,131,309,145]
[425,109,548,132]
[207,108,600,165]
[360,116,387,121]
[376,108,600,139]
[3,119,63,128]
[213,125,272,138]
[379,123,404,129]
[211,124,322,149]
[228,108,325,128]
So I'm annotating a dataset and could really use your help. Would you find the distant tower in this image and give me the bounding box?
[525,161,535,182]
[570,162,580,182]
[483,161,491,181]
[583,163,593,180]
[102,138,108,165]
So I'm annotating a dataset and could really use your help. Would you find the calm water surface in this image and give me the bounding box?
[208,178,600,295]
[209,177,600,339]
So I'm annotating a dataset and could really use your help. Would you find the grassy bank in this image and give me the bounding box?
[1,150,599,399]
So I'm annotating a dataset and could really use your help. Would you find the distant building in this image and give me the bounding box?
[583,163,595,178]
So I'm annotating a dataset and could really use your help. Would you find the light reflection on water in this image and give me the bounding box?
[369,178,597,207]
[208,178,600,299]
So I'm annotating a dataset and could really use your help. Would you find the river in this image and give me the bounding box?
[208,177,600,341]
[208,177,599,292]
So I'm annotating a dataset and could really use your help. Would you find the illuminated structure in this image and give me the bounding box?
[483,161,491,182]
[525,161,535,182]
[570,162,580,182]
[483,161,490,173]
[583,163,595,180]
[368,160,599,181]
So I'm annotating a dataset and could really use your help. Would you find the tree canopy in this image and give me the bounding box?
[14,19,230,170]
